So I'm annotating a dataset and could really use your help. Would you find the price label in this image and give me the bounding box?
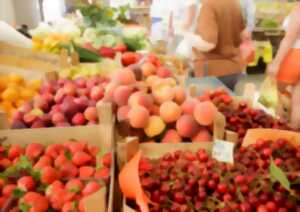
[212,140,234,164]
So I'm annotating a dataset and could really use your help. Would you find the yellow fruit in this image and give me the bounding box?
[29,80,41,91]
[8,74,23,85]
[2,87,19,102]
[0,101,13,112]
[21,88,35,100]
[16,100,25,108]
[0,76,8,91]
[144,116,166,138]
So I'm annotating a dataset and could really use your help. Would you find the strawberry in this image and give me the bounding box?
[114,44,127,53]
[60,162,78,178]
[94,167,110,182]
[62,201,77,212]
[82,181,101,196]
[79,199,85,212]
[0,158,11,169]
[41,166,60,184]
[7,144,24,160]
[45,144,66,159]
[12,157,19,165]
[25,143,44,160]
[17,176,35,191]
[21,192,49,212]
[0,196,8,208]
[66,179,83,193]
[98,47,116,59]
[102,152,112,168]
[64,141,87,154]
[34,155,52,169]
[55,154,69,168]
[0,178,5,190]
[72,151,92,166]
[45,180,64,198]
[2,184,16,196]
[87,145,100,157]
[50,188,75,210]
[79,166,95,179]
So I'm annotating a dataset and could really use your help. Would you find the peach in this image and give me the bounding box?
[181,98,199,115]
[193,101,217,126]
[90,86,104,102]
[113,85,133,106]
[176,115,199,138]
[128,106,150,128]
[159,101,182,123]
[174,87,186,104]
[84,107,98,122]
[145,75,159,87]
[72,113,86,126]
[162,130,182,143]
[114,68,136,85]
[51,112,66,124]
[128,91,153,108]
[141,62,156,77]
[144,116,166,138]
[192,128,212,142]
[152,85,175,104]
[149,104,160,115]
[156,67,173,78]
[63,82,76,96]
[117,105,131,122]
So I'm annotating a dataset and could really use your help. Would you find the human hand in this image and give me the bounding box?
[267,61,280,77]
[241,29,252,42]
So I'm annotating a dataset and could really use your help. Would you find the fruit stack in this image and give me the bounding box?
[0,74,41,120]
[121,138,300,211]
[105,61,218,143]
[11,76,109,129]
[199,89,292,145]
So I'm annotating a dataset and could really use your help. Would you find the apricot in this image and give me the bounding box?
[128,91,153,108]
[128,106,150,128]
[159,101,182,123]
[181,98,199,115]
[117,105,131,122]
[114,68,136,85]
[20,88,35,100]
[174,86,186,104]
[8,74,23,85]
[84,106,98,122]
[113,85,133,106]
[144,116,166,138]
[192,128,212,142]
[141,62,156,77]
[193,101,217,126]
[145,75,159,87]
[2,87,19,102]
[152,85,175,104]
[176,115,199,138]
[162,130,182,143]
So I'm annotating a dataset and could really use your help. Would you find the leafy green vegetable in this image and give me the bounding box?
[73,45,101,62]
[269,158,291,191]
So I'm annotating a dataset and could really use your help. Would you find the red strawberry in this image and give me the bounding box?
[0,158,11,169]
[82,181,101,196]
[87,145,100,157]
[17,176,35,191]
[25,143,44,160]
[0,178,5,190]
[114,44,127,53]
[79,166,95,179]
[66,179,83,193]
[60,162,78,178]
[34,155,52,169]
[50,188,75,210]
[72,151,92,166]
[102,152,112,168]
[55,154,69,168]
[62,201,77,212]
[94,167,110,182]
[21,192,49,212]
[46,180,64,198]
[64,141,87,154]
[12,157,19,165]
[8,145,24,160]
[99,47,116,59]
[2,184,16,196]
[41,166,60,184]
[79,199,85,212]
[0,196,8,208]
[45,144,66,159]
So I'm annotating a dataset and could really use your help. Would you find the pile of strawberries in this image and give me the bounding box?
[0,140,111,211]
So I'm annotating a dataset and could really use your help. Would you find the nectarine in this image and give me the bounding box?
[162,130,182,143]
[128,106,150,128]
[144,116,166,137]
[176,115,199,138]
[159,101,182,123]
[193,101,217,126]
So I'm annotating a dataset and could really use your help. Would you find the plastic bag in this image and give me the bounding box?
[258,77,279,109]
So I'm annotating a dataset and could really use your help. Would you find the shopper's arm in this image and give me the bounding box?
[181,4,197,31]
[268,5,300,76]
[245,0,256,33]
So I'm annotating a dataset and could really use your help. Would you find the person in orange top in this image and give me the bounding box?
[267,3,300,129]
[191,0,247,90]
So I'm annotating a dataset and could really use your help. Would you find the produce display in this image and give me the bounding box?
[0,74,41,120]
[199,89,292,145]
[11,76,109,129]
[123,138,300,211]
[105,56,217,143]
[0,140,111,211]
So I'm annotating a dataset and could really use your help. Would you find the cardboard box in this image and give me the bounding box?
[0,124,114,212]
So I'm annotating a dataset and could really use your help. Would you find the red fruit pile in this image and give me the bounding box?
[134,138,300,211]
[199,89,292,145]
[11,76,109,129]
[0,141,111,211]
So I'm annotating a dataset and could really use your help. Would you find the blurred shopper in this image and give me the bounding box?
[240,0,256,38]
[267,4,300,129]
[192,0,246,90]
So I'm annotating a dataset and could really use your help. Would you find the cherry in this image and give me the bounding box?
[217,183,227,194]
